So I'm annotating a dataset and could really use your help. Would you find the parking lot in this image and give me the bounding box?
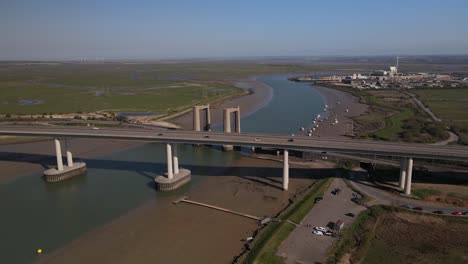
[277,178,366,264]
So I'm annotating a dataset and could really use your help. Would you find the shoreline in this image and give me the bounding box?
[298,84,368,138]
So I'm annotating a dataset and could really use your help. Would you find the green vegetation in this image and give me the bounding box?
[373,109,414,140]
[244,178,333,264]
[400,116,448,143]
[327,205,468,264]
[412,88,468,145]
[0,81,244,114]
[321,85,451,143]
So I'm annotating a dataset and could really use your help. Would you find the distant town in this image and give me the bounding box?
[290,58,468,89]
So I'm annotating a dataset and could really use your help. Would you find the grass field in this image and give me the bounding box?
[373,109,414,140]
[412,88,468,144]
[0,81,244,114]
[243,178,333,264]
[412,88,468,122]
[327,205,468,264]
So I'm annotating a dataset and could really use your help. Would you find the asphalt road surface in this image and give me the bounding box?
[1,125,468,161]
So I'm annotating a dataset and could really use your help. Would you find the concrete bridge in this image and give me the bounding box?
[1,125,467,194]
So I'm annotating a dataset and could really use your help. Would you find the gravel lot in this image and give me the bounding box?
[277,177,366,264]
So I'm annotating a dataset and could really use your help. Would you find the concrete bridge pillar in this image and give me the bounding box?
[54,138,64,172]
[65,139,73,167]
[173,144,179,174]
[193,106,201,132]
[223,106,241,151]
[193,104,211,132]
[155,143,191,191]
[404,157,413,195]
[166,143,173,179]
[398,158,407,189]
[283,150,289,191]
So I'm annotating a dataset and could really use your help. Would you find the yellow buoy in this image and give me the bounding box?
[37,248,43,254]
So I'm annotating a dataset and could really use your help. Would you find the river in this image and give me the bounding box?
[0,74,325,264]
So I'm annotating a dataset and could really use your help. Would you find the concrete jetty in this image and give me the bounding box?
[174,197,261,221]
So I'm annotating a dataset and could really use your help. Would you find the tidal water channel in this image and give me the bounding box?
[0,75,325,263]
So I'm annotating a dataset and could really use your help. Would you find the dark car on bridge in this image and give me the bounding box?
[412,207,423,211]
[432,210,444,214]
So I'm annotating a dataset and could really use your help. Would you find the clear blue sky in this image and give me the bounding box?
[1,0,468,60]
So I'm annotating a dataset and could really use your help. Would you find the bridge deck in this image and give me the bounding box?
[0,125,467,162]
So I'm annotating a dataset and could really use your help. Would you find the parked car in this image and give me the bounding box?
[331,188,342,195]
[432,210,444,214]
[452,211,462,216]
[400,204,410,209]
[312,230,323,236]
[314,226,327,232]
[324,231,333,236]
[314,197,323,203]
[412,207,423,211]
[345,213,355,217]
[463,212,468,216]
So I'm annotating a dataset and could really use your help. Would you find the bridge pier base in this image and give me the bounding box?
[283,150,289,191]
[44,138,87,182]
[155,143,191,191]
[404,158,413,195]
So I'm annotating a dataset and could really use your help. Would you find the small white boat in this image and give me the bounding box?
[300,127,305,131]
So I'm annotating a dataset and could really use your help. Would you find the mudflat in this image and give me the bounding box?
[35,155,337,264]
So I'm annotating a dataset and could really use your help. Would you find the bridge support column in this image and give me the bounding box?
[223,106,240,151]
[166,143,173,179]
[404,158,413,195]
[193,104,211,132]
[193,106,201,132]
[173,144,179,174]
[398,158,406,189]
[44,138,86,182]
[65,139,73,167]
[154,143,191,191]
[283,150,289,191]
[54,138,64,172]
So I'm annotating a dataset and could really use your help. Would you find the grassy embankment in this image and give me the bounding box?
[243,177,333,264]
[326,205,468,264]
[412,88,468,145]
